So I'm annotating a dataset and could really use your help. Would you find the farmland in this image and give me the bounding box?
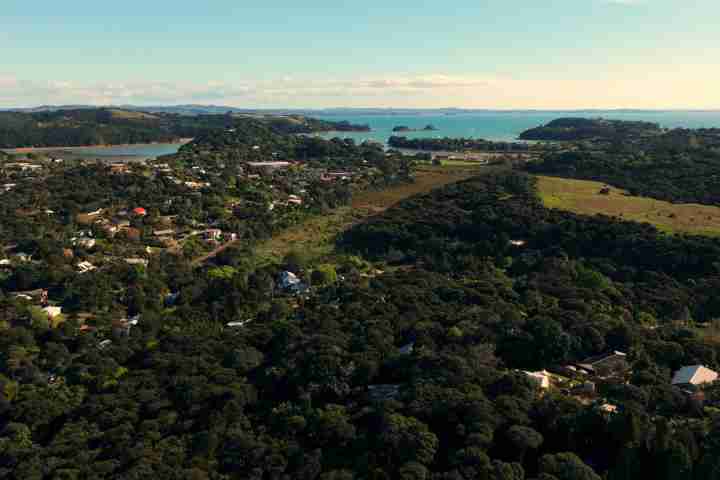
[537,175,720,236]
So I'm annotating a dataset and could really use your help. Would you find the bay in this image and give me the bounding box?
[313,111,720,144]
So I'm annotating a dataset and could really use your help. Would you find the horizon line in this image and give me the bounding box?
[3,104,720,113]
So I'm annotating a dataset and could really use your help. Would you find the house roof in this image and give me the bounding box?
[672,365,719,386]
[579,351,627,367]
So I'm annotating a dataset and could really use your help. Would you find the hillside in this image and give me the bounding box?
[519,117,663,141]
[527,145,720,206]
[4,163,720,477]
[0,108,369,149]
[537,175,720,236]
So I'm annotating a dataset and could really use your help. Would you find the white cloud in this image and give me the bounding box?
[0,69,718,109]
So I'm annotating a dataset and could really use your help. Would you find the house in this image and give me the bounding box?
[399,342,415,355]
[246,161,291,175]
[204,229,222,241]
[279,271,301,289]
[86,208,103,217]
[102,224,119,237]
[165,292,180,306]
[227,319,253,328]
[672,365,718,389]
[42,306,62,320]
[321,172,353,182]
[523,370,552,389]
[76,261,96,273]
[577,351,629,377]
[74,238,96,249]
[112,319,133,338]
[13,252,31,263]
[287,194,303,206]
[278,271,309,295]
[110,163,129,174]
[14,289,48,305]
[598,403,618,414]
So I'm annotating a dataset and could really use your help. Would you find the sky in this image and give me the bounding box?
[2,0,719,109]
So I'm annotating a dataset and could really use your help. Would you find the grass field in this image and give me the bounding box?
[108,109,159,120]
[253,165,493,265]
[537,175,720,236]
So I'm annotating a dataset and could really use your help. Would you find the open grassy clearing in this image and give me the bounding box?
[537,175,720,236]
[108,109,160,120]
[253,165,496,265]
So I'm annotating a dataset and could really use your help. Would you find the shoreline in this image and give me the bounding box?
[2,138,193,154]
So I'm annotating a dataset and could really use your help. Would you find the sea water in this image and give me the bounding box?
[314,111,720,143]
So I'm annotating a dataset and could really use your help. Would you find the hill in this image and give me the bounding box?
[527,143,720,206]
[519,117,663,141]
[537,175,720,236]
[0,108,369,148]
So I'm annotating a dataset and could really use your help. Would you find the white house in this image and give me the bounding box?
[42,306,63,319]
[77,261,96,273]
[523,370,552,389]
[672,365,718,388]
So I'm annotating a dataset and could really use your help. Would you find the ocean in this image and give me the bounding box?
[35,111,720,160]
[314,110,720,143]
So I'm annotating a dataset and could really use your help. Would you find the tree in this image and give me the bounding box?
[539,453,601,480]
[506,425,543,462]
[379,414,439,466]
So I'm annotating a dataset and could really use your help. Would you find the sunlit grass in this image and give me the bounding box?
[537,175,720,237]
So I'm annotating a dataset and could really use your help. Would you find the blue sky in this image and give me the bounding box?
[2,0,719,108]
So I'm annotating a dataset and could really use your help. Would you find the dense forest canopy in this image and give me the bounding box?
[4,164,720,478]
[518,118,663,141]
[0,109,369,149]
[388,136,533,152]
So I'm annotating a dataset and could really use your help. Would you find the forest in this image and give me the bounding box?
[4,166,720,479]
[388,136,532,152]
[518,118,662,142]
[0,109,369,149]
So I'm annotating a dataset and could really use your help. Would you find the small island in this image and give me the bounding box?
[392,124,438,133]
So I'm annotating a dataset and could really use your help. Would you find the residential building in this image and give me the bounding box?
[77,261,96,273]
[577,351,629,377]
[247,161,291,175]
[523,370,552,389]
[125,258,149,267]
[42,306,63,320]
[672,365,718,389]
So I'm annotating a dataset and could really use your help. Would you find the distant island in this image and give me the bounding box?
[392,124,437,132]
[0,108,370,149]
[518,117,663,141]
